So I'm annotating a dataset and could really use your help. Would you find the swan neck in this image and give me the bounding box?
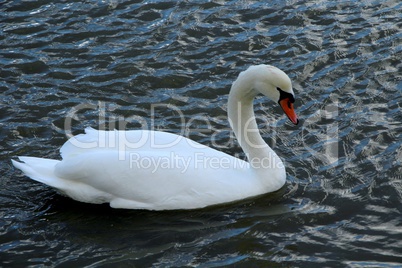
[227,71,286,191]
[228,83,274,161]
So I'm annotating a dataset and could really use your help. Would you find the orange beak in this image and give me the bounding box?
[279,98,299,125]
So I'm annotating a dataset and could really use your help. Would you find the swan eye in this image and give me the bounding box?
[277,87,295,103]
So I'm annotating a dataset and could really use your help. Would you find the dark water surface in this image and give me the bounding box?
[1,0,402,267]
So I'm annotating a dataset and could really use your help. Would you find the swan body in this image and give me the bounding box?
[12,64,299,210]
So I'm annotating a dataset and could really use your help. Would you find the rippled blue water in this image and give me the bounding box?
[1,0,402,266]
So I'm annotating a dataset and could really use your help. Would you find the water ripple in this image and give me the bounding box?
[1,0,402,266]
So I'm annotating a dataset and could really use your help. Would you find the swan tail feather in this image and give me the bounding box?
[12,156,63,188]
[12,156,115,205]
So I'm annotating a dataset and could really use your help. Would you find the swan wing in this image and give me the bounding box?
[54,146,254,209]
[60,127,208,158]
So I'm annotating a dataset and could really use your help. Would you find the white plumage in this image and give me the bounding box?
[12,65,299,210]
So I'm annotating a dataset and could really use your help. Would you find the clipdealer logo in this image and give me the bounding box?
[56,100,340,168]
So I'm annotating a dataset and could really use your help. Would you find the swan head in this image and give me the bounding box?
[236,64,299,125]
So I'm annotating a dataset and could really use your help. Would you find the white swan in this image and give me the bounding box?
[12,64,299,210]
